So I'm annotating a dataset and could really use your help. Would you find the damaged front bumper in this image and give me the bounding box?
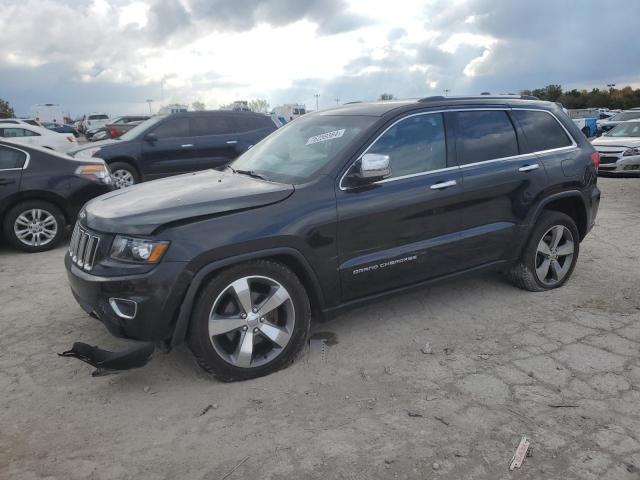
[59,341,154,376]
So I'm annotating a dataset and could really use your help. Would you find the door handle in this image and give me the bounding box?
[430,180,457,190]
[226,140,238,144]
[518,164,539,172]
[180,144,194,148]
[0,179,15,186]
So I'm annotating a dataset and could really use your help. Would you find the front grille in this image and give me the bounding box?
[600,156,619,165]
[69,223,101,271]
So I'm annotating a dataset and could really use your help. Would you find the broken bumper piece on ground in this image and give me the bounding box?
[59,341,154,376]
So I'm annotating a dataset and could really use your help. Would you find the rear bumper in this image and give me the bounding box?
[65,254,190,342]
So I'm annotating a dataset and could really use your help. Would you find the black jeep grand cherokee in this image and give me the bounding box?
[65,96,600,381]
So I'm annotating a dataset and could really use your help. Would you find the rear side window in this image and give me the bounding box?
[511,110,572,153]
[231,115,271,132]
[1,128,28,138]
[368,113,447,178]
[190,116,235,136]
[0,145,27,169]
[454,110,519,165]
[152,118,190,139]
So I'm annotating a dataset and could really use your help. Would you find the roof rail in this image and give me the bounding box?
[418,94,540,103]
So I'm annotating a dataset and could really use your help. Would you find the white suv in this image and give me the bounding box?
[81,113,110,134]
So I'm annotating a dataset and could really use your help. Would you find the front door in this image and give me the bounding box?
[336,112,465,301]
[141,116,195,179]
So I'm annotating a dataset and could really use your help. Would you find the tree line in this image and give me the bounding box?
[520,84,640,110]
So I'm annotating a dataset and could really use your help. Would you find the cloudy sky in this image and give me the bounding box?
[1,0,638,117]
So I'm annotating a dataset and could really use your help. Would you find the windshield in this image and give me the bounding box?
[231,114,377,184]
[610,111,640,122]
[119,115,167,141]
[605,121,640,137]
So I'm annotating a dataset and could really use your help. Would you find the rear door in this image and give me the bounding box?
[0,144,26,210]
[336,112,465,301]
[450,109,549,269]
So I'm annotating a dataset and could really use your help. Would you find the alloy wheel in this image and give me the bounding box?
[13,208,58,247]
[112,169,135,189]
[208,276,295,368]
[535,225,574,286]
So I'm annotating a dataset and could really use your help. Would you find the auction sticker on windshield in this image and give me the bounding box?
[306,129,346,145]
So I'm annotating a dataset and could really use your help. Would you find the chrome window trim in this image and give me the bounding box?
[338,107,578,190]
[0,143,31,171]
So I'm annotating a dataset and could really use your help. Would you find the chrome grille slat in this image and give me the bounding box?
[69,222,100,271]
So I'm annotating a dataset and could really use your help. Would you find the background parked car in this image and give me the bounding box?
[0,140,112,252]
[591,120,640,175]
[70,110,279,188]
[597,109,640,132]
[30,103,65,124]
[81,113,110,135]
[42,122,79,137]
[0,123,77,153]
[1,118,44,128]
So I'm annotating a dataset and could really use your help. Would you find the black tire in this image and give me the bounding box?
[109,161,140,189]
[188,260,311,381]
[506,211,580,292]
[581,127,590,138]
[2,200,66,252]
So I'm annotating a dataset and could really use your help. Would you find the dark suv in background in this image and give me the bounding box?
[64,96,600,381]
[70,111,278,188]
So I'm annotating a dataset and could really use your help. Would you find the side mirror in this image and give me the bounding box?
[144,132,157,143]
[356,153,391,180]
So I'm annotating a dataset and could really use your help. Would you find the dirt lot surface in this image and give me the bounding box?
[1,178,639,480]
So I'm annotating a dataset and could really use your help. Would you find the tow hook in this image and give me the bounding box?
[58,341,155,376]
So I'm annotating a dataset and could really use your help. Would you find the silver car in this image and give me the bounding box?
[591,120,640,175]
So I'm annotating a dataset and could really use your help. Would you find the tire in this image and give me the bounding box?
[109,161,139,189]
[2,200,66,252]
[581,127,590,138]
[188,260,311,381]
[506,211,580,292]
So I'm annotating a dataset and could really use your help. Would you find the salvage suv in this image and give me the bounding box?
[64,96,600,381]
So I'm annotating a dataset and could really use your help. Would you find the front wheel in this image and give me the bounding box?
[506,211,580,292]
[188,260,311,381]
[109,161,139,189]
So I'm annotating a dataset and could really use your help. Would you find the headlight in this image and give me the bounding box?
[622,147,640,156]
[75,164,112,184]
[110,235,169,263]
[74,147,102,159]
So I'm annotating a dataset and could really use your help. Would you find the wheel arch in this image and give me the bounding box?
[538,193,588,240]
[0,190,71,225]
[105,156,142,180]
[168,247,326,348]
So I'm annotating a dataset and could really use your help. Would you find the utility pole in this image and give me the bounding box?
[334,97,340,105]
[146,99,153,114]
[607,83,616,91]
[314,93,320,111]
[443,89,450,95]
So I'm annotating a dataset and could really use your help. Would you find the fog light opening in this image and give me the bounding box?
[109,298,138,320]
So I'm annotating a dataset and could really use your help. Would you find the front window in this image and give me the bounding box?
[605,121,640,137]
[231,114,377,184]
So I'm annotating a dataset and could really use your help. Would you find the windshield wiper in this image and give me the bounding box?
[234,169,269,181]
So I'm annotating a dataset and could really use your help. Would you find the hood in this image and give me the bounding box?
[591,136,640,148]
[69,139,118,155]
[83,169,294,235]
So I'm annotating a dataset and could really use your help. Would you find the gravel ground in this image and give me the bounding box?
[1,177,639,480]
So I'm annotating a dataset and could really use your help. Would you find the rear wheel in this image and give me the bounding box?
[581,127,590,138]
[109,161,139,189]
[188,260,311,381]
[506,211,579,291]
[3,200,65,252]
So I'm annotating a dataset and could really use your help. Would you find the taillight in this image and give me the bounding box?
[591,151,600,169]
[110,127,118,138]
